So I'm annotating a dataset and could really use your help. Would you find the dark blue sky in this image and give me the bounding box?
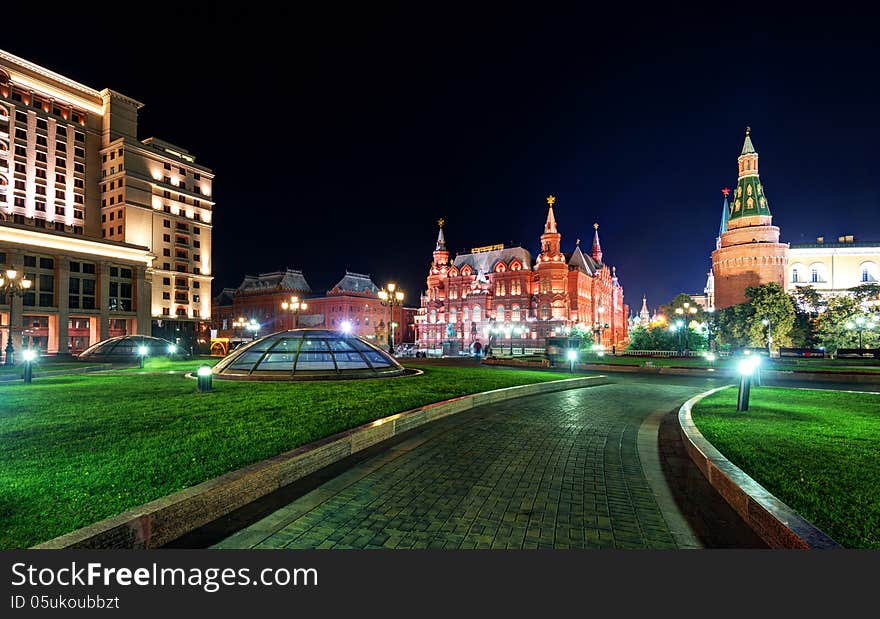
[5,5,879,313]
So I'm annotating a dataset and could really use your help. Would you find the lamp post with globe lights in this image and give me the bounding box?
[281,296,308,329]
[761,318,773,356]
[378,283,404,355]
[0,269,33,365]
[846,315,876,351]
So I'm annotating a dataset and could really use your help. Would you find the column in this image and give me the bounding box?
[52,257,70,355]
[135,265,151,335]
[98,261,111,342]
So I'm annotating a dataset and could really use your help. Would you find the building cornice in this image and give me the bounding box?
[100,88,145,110]
[0,49,102,98]
[0,222,154,266]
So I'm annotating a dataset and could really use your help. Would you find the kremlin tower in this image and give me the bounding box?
[711,128,789,308]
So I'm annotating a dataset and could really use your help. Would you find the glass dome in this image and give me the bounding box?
[78,335,187,361]
[212,329,405,380]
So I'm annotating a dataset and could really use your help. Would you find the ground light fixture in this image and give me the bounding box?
[137,345,149,369]
[22,348,37,384]
[197,365,213,393]
[167,344,177,356]
[737,355,761,412]
[567,348,577,373]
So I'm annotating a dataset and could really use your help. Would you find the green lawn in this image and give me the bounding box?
[0,362,568,549]
[0,362,97,375]
[691,387,880,548]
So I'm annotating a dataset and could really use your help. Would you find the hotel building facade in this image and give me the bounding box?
[0,49,213,356]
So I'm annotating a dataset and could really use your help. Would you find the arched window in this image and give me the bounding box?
[809,262,827,284]
[472,305,481,323]
[511,305,521,322]
[450,308,457,323]
[791,267,800,283]
[496,305,505,321]
[746,197,754,210]
[860,261,878,283]
[430,309,437,323]
[810,268,818,283]
[540,304,550,320]
[463,307,469,323]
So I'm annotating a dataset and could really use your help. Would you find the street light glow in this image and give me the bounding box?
[137,346,149,356]
[168,344,177,354]
[567,349,577,361]
[197,365,213,377]
[340,320,353,334]
[23,349,37,362]
[738,356,761,376]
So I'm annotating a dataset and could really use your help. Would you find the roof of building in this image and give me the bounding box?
[237,269,311,294]
[453,246,533,273]
[790,241,880,249]
[729,127,772,221]
[213,287,237,307]
[329,271,380,295]
[567,245,599,275]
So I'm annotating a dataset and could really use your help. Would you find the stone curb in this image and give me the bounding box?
[34,375,606,549]
[677,386,840,549]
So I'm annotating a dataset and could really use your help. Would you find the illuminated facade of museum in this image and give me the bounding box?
[416,197,629,352]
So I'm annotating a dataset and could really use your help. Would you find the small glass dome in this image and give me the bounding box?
[78,335,186,361]
[212,329,405,380]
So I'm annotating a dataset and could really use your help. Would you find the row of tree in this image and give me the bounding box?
[627,283,880,354]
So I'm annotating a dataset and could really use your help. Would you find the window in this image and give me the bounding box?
[56,125,66,136]
[163,234,171,242]
[193,227,200,235]
[108,266,133,311]
[511,305,521,322]
[496,305,505,320]
[74,147,84,158]
[23,254,55,308]
[163,248,171,256]
[163,219,171,228]
[791,268,799,283]
[162,277,171,286]
[193,172,201,181]
[472,306,481,323]
[69,263,96,310]
[811,268,818,283]
[74,131,84,143]
[164,162,171,170]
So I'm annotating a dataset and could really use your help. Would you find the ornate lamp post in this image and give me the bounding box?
[246,319,260,340]
[846,315,875,351]
[281,296,308,329]
[378,283,404,355]
[232,316,247,340]
[593,305,609,347]
[0,268,33,365]
[761,318,773,356]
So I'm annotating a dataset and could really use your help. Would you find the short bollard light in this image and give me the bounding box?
[567,349,577,373]
[22,348,37,384]
[197,365,213,392]
[737,356,761,412]
[137,345,149,369]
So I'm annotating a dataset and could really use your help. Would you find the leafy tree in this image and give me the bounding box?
[659,293,708,325]
[849,283,880,304]
[816,295,880,354]
[626,325,706,352]
[714,283,796,349]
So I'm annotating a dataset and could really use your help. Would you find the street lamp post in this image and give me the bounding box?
[706,307,716,352]
[246,319,259,340]
[761,318,772,356]
[281,296,308,329]
[378,283,404,355]
[232,316,247,341]
[0,269,34,366]
[593,305,609,348]
[846,316,876,351]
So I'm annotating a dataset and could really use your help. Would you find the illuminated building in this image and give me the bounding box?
[711,128,789,308]
[416,199,629,352]
[0,49,213,355]
[210,270,416,355]
[708,128,878,307]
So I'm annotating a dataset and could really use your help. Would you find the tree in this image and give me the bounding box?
[714,283,796,350]
[659,293,708,325]
[625,324,706,352]
[816,295,880,354]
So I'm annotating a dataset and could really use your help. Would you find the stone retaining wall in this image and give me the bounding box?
[35,375,605,549]
[677,387,840,549]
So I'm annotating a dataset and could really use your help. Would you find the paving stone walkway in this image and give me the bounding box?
[215,382,703,549]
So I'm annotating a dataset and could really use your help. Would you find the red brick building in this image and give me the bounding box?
[416,197,628,353]
[210,270,416,354]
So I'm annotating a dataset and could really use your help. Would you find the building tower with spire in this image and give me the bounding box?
[711,128,789,308]
[639,295,650,325]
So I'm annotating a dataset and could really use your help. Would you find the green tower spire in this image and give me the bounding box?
[728,127,771,221]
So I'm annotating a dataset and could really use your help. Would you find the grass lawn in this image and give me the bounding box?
[0,362,99,375]
[0,362,569,548]
[691,387,880,548]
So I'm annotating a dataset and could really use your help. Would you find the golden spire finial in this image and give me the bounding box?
[594,222,599,230]
[745,126,751,135]
[546,195,556,207]
[576,238,581,245]
[437,218,445,228]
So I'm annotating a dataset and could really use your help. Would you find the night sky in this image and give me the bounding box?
[4,6,879,313]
